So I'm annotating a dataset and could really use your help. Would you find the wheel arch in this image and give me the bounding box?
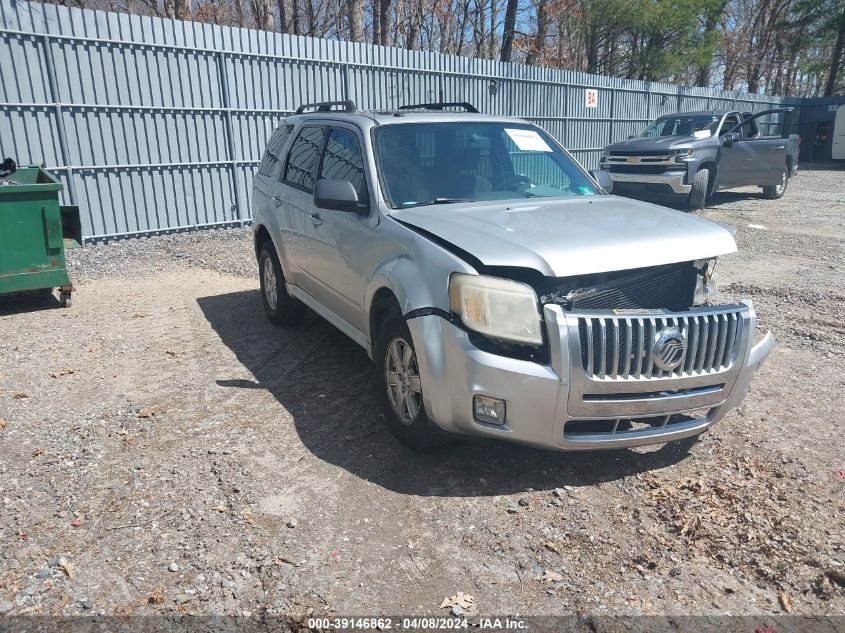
[254,223,273,259]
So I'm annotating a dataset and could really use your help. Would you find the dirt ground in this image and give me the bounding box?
[1,164,844,624]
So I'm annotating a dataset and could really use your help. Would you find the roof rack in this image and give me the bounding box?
[295,100,357,114]
[398,102,479,113]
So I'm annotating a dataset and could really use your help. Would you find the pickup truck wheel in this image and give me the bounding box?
[258,242,304,326]
[377,317,449,450]
[687,168,710,210]
[762,166,788,199]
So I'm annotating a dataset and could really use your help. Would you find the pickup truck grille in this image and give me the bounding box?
[577,309,744,380]
[607,164,673,175]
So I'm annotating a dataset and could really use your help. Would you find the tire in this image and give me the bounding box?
[687,168,710,210]
[258,242,304,326]
[59,290,72,308]
[762,165,788,199]
[376,316,449,450]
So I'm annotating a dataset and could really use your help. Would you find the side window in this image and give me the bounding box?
[720,115,740,136]
[258,124,293,177]
[283,126,326,192]
[319,128,368,203]
[741,116,760,139]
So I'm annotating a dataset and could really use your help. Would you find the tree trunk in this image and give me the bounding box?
[695,16,718,87]
[253,0,273,29]
[526,0,548,66]
[499,0,518,62]
[379,0,391,45]
[291,0,302,34]
[346,0,364,41]
[824,2,845,96]
[277,0,290,32]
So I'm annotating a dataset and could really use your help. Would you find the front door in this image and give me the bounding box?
[304,125,373,331]
[715,113,752,189]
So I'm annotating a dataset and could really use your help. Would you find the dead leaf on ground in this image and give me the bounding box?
[165,350,182,357]
[59,560,74,579]
[13,393,29,399]
[440,592,478,617]
[0,419,7,429]
[540,570,563,583]
[779,590,793,612]
[242,510,255,524]
[147,588,164,605]
[543,541,562,554]
[32,447,46,457]
[50,367,77,378]
[138,406,165,418]
[132,312,149,319]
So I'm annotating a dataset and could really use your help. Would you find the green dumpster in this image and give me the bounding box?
[0,165,80,307]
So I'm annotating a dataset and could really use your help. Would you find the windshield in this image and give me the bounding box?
[638,114,720,139]
[373,122,599,209]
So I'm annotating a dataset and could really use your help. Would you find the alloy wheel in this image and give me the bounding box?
[384,337,422,425]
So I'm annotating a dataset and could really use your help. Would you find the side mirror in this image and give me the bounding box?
[591,169,613,194]
[313,179,363,213]
[723,132,740,146]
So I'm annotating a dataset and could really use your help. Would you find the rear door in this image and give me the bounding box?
[741,109,794,185]
[279,124,327,291]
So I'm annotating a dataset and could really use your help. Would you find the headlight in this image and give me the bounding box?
[670,148,695,162]
[693,258,719,305]
[449,274,543,345]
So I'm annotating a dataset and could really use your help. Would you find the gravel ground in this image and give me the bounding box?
[1,164,844,625]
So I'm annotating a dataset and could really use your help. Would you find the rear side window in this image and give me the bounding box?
[319,128,368,203]
[258,124,293,177]
[283,126,326,192]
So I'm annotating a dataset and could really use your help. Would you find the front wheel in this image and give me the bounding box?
[376,317,449,450]
[687,168,710,210]
[258,242,304,326]
[762,165,788,199]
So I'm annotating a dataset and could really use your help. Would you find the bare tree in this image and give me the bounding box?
[499,0,518,61]
[346,0,365,41]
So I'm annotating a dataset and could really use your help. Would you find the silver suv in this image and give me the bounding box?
[252,100,773,451]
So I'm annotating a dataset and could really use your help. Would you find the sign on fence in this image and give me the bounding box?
[585,89,598,109]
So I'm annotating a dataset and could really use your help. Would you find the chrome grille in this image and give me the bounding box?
[577,309,744,380]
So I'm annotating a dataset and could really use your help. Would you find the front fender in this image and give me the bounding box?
[363,229,478,347]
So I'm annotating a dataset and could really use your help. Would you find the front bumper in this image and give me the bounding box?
[408,301,773,451]
[607,170,692,194]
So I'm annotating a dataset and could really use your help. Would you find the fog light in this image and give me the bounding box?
[474,395,506,425]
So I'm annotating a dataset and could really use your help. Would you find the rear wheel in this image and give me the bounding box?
[376,316,449,450]
[258,242,304,326]
[762,165,788,199]
[687,168,710,210]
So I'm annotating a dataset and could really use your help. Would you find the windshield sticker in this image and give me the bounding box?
[505,128,553,152]
[693,130,712,139]
[577,186,596,196]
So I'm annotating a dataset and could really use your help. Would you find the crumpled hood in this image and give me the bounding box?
[392,196,736,277]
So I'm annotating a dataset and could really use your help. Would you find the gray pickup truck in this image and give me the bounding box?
[600,109,799,209]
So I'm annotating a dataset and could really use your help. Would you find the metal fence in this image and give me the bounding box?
[1,0,792,241]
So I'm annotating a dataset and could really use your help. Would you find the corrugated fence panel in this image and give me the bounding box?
[1,0,794,240]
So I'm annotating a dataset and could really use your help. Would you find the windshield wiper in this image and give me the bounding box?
[430,197,468,204]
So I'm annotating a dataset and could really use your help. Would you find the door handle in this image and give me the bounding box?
[272,196,283,207]
[309,213,323,226]
[770,146,785,151]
